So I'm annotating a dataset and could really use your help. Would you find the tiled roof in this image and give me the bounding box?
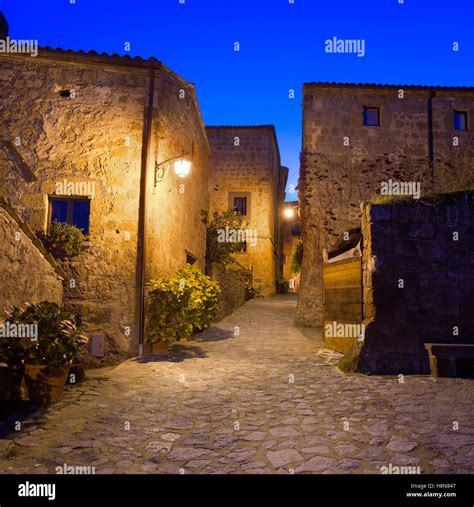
[1,45,197,90]
[40,46,161,65]
[206,125,276,129]
[304,82,474,91]
[2,46,192,86]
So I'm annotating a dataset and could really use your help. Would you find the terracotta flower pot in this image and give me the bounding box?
[24,363,70,403]
[152,342,169,356]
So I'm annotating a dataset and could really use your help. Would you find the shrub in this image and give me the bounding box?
[178,264,221,332]
[291,240,303,274]
[338,341,363,373]
[0,320,28,370]
[1,302,88,374]
[239,268,258,300]
[277,279,289,294]
[44,221,87,257]
[206,210,249,266]
[146,265,221,345]
[145,276,191,345]
[245,286,258,301]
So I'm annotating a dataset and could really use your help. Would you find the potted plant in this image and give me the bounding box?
[146,265,220,354]
[6,302,88,403]
[146,275,192,355]
[42,221,87,258]
[0,317,29,400]
[177,264,220,333]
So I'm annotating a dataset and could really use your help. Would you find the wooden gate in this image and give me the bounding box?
[323,257,362,353]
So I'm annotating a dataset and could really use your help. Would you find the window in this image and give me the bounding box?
[50,197,91,235]
[363,106,380,126]
[228,192,251,217]
[454,110,467,131]
[186,251,197,265]
[233,197,247,216]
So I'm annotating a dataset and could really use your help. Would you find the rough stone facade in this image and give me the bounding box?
[298,83,474,326]
[0,203,63,309]
[281,209,301,286]
[359,194,474,374]
[0,48,210,359]
[211,265,246,321]
[206,126,285,297]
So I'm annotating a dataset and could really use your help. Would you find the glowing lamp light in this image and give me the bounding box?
[174,158,191,178]
[284,207,295,219]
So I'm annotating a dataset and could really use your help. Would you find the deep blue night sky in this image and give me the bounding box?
[2,0,473,196]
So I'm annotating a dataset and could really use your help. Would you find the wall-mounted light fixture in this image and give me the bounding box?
[283,204,300,220]
[154,144,193,186]
[173,157,192,178]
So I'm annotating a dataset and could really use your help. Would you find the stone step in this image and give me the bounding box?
[0,439,14,457]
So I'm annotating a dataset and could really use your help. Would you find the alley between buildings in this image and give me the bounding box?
[0,295,472,474]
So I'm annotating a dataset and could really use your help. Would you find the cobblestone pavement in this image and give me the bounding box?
[1,295,473,474]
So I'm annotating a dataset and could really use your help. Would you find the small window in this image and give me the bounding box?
[454,110,467,131]
[363,107,380,126]
[233,196,247,216]
[50,198,91,235]
[186,251,197,265]
[228,192,251,217]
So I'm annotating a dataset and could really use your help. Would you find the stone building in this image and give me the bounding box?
[281,201,301,291]
[0,196,64,309]
[206,126,286,297]
[297,82,474,326]
[0,43,210,361]
[358,194,474,374]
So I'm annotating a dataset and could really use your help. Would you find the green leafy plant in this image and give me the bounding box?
[0,309,29,400]
[206,210,249,267]
[245,286,258,301]
[178,264,221,332]
[44,221,87,257]
[0,321,29,371]
[145,276,191,345]
[277,279,290,294]
[146,265,221,345]
[2,302,88,374]
[291,240,303,274]
[238,268,258,300]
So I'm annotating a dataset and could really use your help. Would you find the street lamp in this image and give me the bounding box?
[154,148,193,186]
[283,207,296,219]
[173,157,192,178]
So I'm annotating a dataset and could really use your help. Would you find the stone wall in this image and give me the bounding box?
[282,219,301,284]
[298,83,474,326]
[207,126,282,297]
[0,49,209,360]
[211,265,247,321]
[0,205,63,310]
[358,193,474,374]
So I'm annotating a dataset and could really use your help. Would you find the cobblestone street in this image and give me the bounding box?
[1,295,473,475]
